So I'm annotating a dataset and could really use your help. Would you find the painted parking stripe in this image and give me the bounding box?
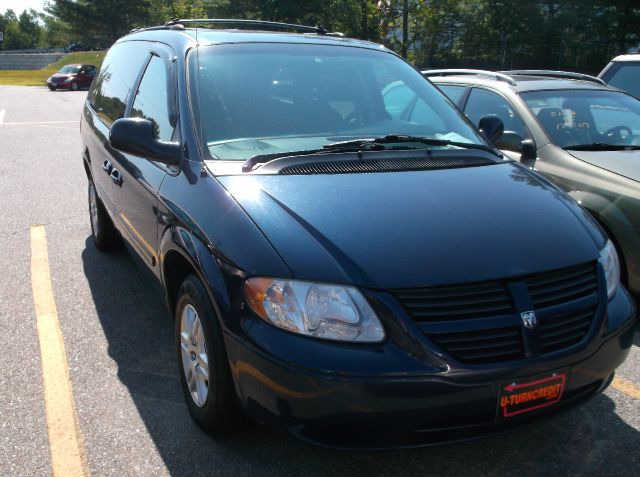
[0,120,77,126]
[30,225,90,477]
[0,109,5,123]
[612,376,640,400]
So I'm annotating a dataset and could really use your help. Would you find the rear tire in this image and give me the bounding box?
[175,275,242,436]
[88,180,119,251]
[70,81,79,91]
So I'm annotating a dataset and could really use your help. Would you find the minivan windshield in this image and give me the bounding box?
[59,65,80,74]
[190,43,484,161]
[522,89,640,149]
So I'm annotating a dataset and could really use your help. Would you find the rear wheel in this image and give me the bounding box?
[88,180,119,250]
[70,81,79,91]
[175,275,241,436]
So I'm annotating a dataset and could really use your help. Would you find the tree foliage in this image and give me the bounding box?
[1,0,639,73]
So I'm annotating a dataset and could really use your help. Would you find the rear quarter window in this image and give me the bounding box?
[88,41,150,126]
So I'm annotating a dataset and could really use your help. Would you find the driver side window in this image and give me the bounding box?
[465,88,527,138]
[130,55,174,142]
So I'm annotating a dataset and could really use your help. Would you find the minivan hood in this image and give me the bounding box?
[566,149,640,182]
[218,163,601,289]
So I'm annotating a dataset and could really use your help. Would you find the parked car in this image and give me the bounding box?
[599,54,640,98]
[82,23,636,449]
[427,69,640,301]
[47,64,97,91]
[66,42,88,52]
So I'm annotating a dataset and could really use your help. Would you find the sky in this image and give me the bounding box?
[0,0,45,15]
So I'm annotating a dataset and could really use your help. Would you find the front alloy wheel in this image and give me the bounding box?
[180,304,209,407]
[174,275,242,436]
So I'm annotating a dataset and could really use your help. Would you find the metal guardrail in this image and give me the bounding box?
[0,48,66,55]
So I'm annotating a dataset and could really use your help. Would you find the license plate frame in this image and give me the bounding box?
[498,371,567,419]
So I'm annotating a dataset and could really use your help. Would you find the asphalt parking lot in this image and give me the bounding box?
[0,85,639,477]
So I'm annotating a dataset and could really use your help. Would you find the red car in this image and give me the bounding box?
[46,64,97,91]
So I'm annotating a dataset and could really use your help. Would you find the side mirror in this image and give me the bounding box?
[520,138,537,165]
[110,117,180,166]
[478,115,504,145]
[495,131,524,152]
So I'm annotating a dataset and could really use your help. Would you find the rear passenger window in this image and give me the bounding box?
[89,42,149,126]
[130,56,174,142]
[465,88,527,137]
[438,85,466,105]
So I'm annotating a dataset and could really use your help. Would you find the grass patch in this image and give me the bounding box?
[0,51,107,86]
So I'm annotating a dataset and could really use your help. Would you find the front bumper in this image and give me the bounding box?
[224,288,636,449]
[47,79,71,89]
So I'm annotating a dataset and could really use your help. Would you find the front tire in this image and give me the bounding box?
[175,275,241,436]
[88,180,119,250]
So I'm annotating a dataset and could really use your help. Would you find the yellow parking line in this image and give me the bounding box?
[612,376,640,400]
[31,225,90,477]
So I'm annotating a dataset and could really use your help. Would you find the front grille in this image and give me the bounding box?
[526,262,598,309]
[429,326,524,364]
[393,261,600,365]
[539,306,596,353]
[393,281,514,322]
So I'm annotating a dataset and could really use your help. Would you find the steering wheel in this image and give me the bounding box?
[603,125,632,142]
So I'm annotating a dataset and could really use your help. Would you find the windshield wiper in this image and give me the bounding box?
[242,147,347,172]
[242,135,499,172]
[564,143,640,151]
[322,134,499,155]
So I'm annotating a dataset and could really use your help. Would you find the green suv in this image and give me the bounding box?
[426,69,640,298]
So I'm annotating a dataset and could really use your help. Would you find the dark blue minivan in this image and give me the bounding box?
[81,20,636,448]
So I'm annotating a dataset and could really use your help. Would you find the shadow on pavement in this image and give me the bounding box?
[81,237,640,477]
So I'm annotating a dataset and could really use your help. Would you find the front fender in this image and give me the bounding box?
[568,190,640,294]
[158,225,240,332]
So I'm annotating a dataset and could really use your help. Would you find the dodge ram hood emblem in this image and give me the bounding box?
[521,311,537,329]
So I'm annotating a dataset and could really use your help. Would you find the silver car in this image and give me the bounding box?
[425,69,640,298]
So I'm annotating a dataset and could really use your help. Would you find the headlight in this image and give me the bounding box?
[244,278,385,343]
[599,240,620,299]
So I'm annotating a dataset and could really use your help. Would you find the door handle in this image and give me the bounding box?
[102,160,112,173]
[110,169,123,186]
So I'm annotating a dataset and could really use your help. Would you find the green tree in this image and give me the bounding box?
[149,0,206,24]
[46,0,152,45]
[38,13,73,48]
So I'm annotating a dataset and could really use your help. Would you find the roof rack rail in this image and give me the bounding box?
[500,70,606,85]
[421,69,517,86]
[162,18,344,36]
